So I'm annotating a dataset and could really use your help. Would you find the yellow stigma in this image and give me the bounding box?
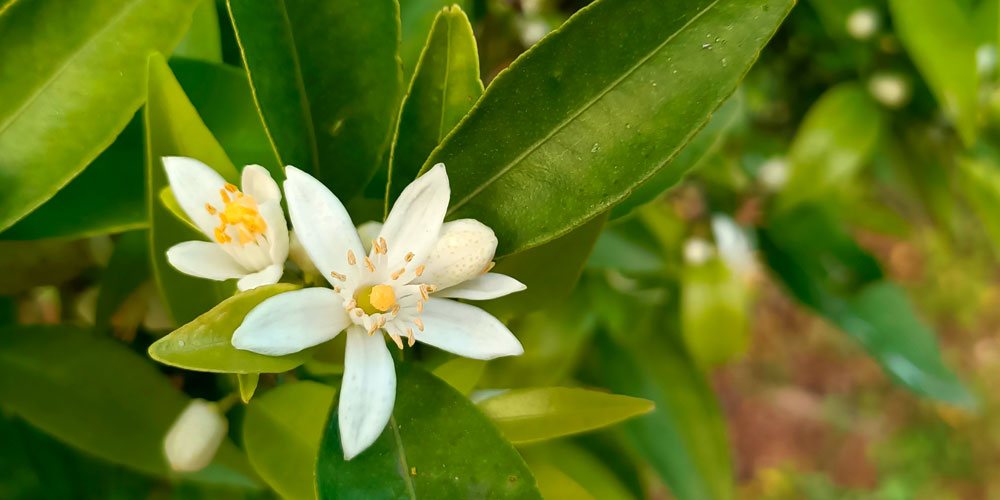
[357,285,396,314]
[208,186,267,245]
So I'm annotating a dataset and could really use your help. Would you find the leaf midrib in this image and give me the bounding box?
[390,416,417,499]
[444,0,722,215]
[0,0,146,135]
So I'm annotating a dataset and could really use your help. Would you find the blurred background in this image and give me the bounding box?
[4,0,1000,499]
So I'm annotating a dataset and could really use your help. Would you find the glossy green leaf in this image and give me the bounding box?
[889,0,979,145]
[485,212,608,318]
[238,373,260,403]
[174,0,223,63]
[0,325,250,479]
[421,0,793,257]
[611,91,744,219]
[680,258,750,369]
[586,229,664,273]
[145,53,238,326]
[0,0,202,233]
[228,0,402,200]
[388,5,484,206]
[0,116,145,240]
[478,387,654,444]
[523,443,636,500]
[777,83,883,210]
[432,357,486,395]
[149,284,312,374]
[316,363,542,499]
[593,333,734,500]
[399,0,475,81]
[95,230,150,328]
[244,381,336,500]
[0,238,95,295]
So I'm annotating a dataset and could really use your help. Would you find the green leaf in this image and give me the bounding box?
[227,0,402,201]
[149,284,312,374]
[680,258,750,369]
[0,325,248,479]
[0,0,203,233]
[145,53,238,326]
[159,186,199,232]
[174,0,223,63]
[399,0,475,81]
[95,230,151,328]
[238,373,260,403]
[610,91,744,219]
[316,363,542,499]
[889,0,979,145]
[592,333,734,500]
[432,357,486,395]
[478,387,654,444]
[484,212,608,318]
[777,83,883,211]
[0,115,145,240]
[522,443,637,500]
[959,155,1000,257]
[244,381,336,500]
[421,0,793,257]
[586,228,664,274]
[0,239,95,295]
[388,5,484,207]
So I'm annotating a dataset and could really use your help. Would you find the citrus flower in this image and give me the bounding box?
[163,157,289,291]
[232,164,525,459]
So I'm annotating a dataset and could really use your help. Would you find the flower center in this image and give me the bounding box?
[206,183,267,245]
[356,284,396,314]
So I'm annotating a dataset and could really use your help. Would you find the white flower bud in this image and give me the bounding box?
[419,219,498,290]
[758,157,788,191]
[977,44,998,76]
[711,215,756,277]
[868,72,911,109]
[164,399,228,472]
[846,7,879,40]
[683,237,715,266]
[288,230,319,277]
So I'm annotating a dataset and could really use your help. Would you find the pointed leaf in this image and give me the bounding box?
[238,373,260,403]
[174,0,223,63]
[399,0,475,81]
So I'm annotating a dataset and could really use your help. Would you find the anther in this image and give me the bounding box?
[224,183,238,193]
[391,268,405,280]
[416,301,423,313]
[354,309,363,317]
[345,299,356,310]
[219,189,231,203]
[330,271,347,281]
[347,250,356,265]
[419,285,429,301]
[389,333,404,350]
[406,328,415,347]
[413,318,424,331]
[391,304,400,315]
[205,203,216,215]
[415,265,425,277]
[334,286,341,293]
[379,238,387,254]
[364,257,375,272]
[404,252,414,262]
[372,239,382,254]
[482,261,496,274]
[426,285,436,293]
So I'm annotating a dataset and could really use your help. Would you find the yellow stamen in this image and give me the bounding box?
[330,271,347,281]
[391,304,400,315]
[224,183,238,193]
[406,328,415,347]
[379,238,387,254]
[416,301,423,313]
[391,268,405,280]
[389,333,404,349]
[482,261,496,274]
[220,189,231,203]
[404,252,414,262]
[347,250,356,265]
[213,185,267,246]
[413,318,424,331]
[415,265,425,277]
[364,257,375,272]
[205,203,216,215]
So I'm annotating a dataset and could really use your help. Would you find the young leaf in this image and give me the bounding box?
[421,0,794,257]
[399,0,475,81]
[0,0,203,233]
[522,443,637,500]
[145,53,238,326]
[238,373,260,403]
[316,363,542,499]
[0,325,252,480]
[174,0,223,63]
[244,381,336,500]
[477,387,654,444]
[432,357,487,395]
[889,0,979,145]
[681,258,750,369]
[149,284,312,374]
[592,333,734,500]
[388,5,484,207]
[227,0,402,201]
[777,83,883,211]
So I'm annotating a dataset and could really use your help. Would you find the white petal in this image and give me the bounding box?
[283,167,364,285]
[417,299,523,359]
[339,326,395,460]
[167,241,248,281]
[163,156,229,240]
[258,200,290,265]
[418,219,498,290]
[232,288,349,356]
[433,273,525,300]
[378,163,449,268]
[241,164,282,205]
[236,264,284,291]
[356,221,383,254]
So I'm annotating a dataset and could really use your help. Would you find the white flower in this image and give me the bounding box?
[231,164,525,459]
[846,7,879,40]
[683,237,715,266]
[867,73,911,109]
[163,157,289,291]
[163,399,228,472]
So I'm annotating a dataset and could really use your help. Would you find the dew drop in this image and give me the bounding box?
[591,143,601,153]
[702,43,712,50]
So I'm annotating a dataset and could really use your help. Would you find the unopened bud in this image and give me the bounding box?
[683,237,715,266]
[164,399,228,472]
[419,219,498,290]
[758,157,789,191]
[846,7,879,40]
[868,72,911,109]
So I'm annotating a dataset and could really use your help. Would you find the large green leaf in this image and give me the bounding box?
[145,53,238,326]
[522,443,636,500]
[592,333,734,500]
[399,0,475,81]
[777,83,883,211]
[477,387,654,444]
[244,381,336,500]
[149,284,313,374]
[388,5,484,207]
[0,0,202,233]
[316,363,542,499]
[227,0,402,200]
[421,0,793,257]
[889,0,979,145]
[174,0,223,63]
[0,325,251,479]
